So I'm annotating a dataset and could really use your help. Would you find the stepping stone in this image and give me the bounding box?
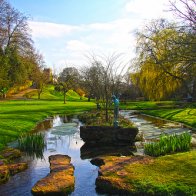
[31,154,74,195]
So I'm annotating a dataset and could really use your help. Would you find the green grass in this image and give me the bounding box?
[0,99,95,149]
[100,150,196,195]
[26,85,87,101]
[144,132,192,157]
[120,101,196,128]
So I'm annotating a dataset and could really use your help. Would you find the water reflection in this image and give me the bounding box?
[120,110,192,154]
[2,111,191,195]
[120,110,191,140]
[0,115,102,196]
[81,144,135,159]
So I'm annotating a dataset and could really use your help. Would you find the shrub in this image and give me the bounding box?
[144,132,191,156]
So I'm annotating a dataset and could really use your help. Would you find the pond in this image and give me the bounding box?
[0,115,104,196]
[0,111,194,195]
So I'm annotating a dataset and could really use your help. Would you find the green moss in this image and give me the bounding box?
[97,151,196,195]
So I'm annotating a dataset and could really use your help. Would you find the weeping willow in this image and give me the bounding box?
[131,60,182,101]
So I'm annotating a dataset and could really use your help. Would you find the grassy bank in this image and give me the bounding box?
[120,101,196,128]
[0,99,95,149]
[97,150,196,195]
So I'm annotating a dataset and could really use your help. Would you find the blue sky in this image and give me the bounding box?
[8,0,174,72]
[9,0,127,24]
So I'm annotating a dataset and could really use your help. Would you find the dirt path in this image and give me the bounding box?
[5,88,37,100]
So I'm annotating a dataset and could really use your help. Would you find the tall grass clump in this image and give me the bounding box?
[18,133,45,158]
[144,132,191,157]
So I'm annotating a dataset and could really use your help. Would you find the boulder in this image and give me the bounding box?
[80,126,138,146]
[31,154,74,195]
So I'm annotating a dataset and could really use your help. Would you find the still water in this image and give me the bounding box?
[120,110,193,154]
[0,111,193,195]
[0,115,103,196]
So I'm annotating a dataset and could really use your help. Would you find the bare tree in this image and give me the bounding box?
[169,0,196,30]
[82,53,128,121]
[0,0,32,54]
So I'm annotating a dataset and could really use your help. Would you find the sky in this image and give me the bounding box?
[8,0,175,72]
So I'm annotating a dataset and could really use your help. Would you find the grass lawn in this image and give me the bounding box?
[0,99,95,149]
[120,101,196,128]
[142,108,196,128]
[97,150,196,195]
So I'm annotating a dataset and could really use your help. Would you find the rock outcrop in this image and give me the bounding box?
[80,126,138,146]
[31,154,74,195]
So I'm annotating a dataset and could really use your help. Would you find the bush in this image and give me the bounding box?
[144,132,191,156]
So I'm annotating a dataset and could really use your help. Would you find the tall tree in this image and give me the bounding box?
[132,19,196,100]
[0,0,45,98]
[58,67,80,104]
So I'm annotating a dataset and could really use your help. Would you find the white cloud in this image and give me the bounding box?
[28,0,175,71]
[125,0,170,19]
[28,21,80,38]
[66,40,90,51]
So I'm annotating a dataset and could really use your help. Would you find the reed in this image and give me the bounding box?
[144,132,191,157]
[18,133,45,158]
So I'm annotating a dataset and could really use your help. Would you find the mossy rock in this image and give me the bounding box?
[96,151,196,195]
[32,154,75,195]
[8,163,28,175]
[0,165,9,184]
[0,148,22,161]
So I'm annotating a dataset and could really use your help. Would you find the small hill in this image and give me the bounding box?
[25,85,86,101]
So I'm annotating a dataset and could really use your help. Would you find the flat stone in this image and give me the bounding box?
[32,154,74,195]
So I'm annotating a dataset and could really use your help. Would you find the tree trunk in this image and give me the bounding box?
[3,93,6,99]
[63,90,66,104]
[38,90,41,99]
[105,96,109,122]
[192,79,196,101]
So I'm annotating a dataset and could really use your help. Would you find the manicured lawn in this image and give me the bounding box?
[98,150,196,195]
[142,108,196,128]
[0,99,95,149]
[120,101,196,128]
